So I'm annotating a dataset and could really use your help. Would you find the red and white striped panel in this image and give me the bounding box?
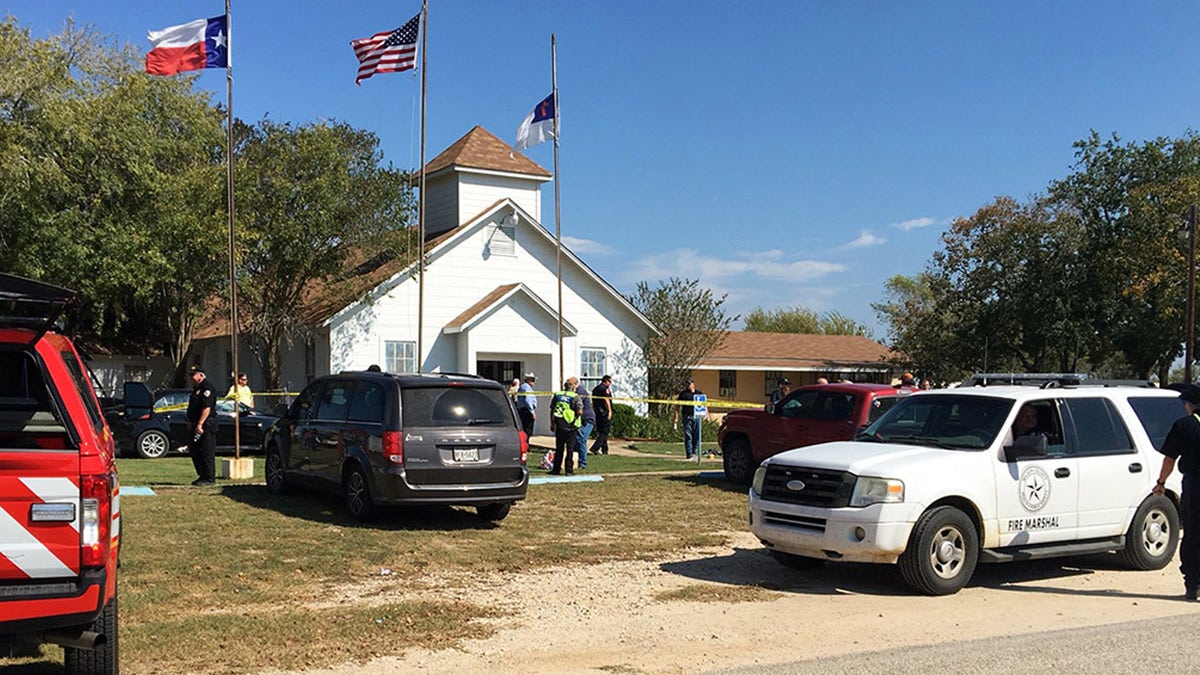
[0,477,80,579]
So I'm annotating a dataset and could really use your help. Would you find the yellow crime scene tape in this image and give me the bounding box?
[154,391,763,413]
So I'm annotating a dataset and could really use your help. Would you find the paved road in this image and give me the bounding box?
[708,611,1200,674]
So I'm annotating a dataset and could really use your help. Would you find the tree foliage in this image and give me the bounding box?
[234,118,416,388]
[627,277,736,407]
[744,306,871,337]
[877,130,1200,382]
[0,17,226,376]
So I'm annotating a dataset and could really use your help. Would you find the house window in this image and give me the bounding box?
[124,364,150,384]
[386,340,416,373]
[719,370,737,398]
[580,348,606,391]
[487,224,516,257]
[764,370,781,397]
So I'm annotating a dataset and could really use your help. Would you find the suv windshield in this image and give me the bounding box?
[402,385,512,427]
[857,393,1013,449]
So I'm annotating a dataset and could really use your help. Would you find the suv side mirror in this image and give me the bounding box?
[1005,434,1048,462]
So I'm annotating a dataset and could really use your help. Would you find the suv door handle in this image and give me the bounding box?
[1054,467,1070,478]
[1128,462,1143,473]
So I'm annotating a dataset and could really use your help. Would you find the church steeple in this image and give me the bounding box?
[422,126,552,237]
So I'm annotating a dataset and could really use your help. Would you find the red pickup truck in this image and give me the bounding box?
[0,274,121,674]
[718,382,906,484]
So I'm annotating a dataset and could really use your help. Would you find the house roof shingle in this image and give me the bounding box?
[696,331,897,370]
[424,126,551,178]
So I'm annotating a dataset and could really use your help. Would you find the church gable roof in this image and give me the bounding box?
[424,125,551,178]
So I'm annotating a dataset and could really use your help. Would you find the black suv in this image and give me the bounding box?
[263,371,529,521]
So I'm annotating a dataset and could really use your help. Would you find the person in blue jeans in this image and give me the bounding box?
[575,378,596,469]
[673,378,704,459]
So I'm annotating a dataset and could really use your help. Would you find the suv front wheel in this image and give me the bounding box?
[899,505,978,595]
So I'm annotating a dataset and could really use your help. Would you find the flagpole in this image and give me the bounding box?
[552,34,563,383]
[416,0,428,374]
[225,0,241,460]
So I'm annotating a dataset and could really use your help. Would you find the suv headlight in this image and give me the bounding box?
[751,466,767,495]
[850,477,904,507]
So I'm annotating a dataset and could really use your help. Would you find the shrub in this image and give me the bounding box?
[611,404,720,442]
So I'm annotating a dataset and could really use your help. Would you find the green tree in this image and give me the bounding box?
[234,118,415,388]
[0,17,226,375]
[626,277,736,407]
[1051,131,1200,379]
[744,306,872,337]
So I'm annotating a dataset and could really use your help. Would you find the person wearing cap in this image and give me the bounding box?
[897,372,918,393]
[1154,383,1200,600]
[767,377,791,411]
[516,373,538,437]
[673,378,705,459]
[186,364,218,487]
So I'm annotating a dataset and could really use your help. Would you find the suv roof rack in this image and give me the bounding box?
[960,373,1157,389]
[0,273,75,345]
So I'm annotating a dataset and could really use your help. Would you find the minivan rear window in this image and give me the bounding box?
[402,386,512,427]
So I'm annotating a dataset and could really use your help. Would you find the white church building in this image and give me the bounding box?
[192,126,657,432]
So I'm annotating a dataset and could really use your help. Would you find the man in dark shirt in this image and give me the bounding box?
[1154,383,1200,599]
[590,375,613,455]
[186,364,218,487]
[673,378,704,459]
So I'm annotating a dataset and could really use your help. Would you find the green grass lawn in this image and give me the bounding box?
[4,466,748,674]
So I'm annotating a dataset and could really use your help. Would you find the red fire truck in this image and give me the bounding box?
[0,273,120,674]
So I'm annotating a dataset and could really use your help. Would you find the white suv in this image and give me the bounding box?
[748,378,1184,595]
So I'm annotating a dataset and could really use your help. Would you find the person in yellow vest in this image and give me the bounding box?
[548,376,583,476]
[227,372,255,409]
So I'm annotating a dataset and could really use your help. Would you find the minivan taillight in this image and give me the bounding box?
[80,473,113,568]
[518,431,528,464]
[383,430,404,464]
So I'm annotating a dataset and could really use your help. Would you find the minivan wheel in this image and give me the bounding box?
[722,438,754,484]
[136,429,170,459]
[343,464,376,521]
[265,446,287,495]
[64,597,117,675]
[476,502,512,522]
[1119,494,1179,570]
[898,505,978,596]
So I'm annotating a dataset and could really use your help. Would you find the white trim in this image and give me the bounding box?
[445,284,577,336]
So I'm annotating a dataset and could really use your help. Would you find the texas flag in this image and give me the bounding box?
[145,16,228,76]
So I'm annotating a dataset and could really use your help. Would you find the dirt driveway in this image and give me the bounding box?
[268,529,1195,675]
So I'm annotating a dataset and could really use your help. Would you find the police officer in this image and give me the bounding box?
[187,364,218,487]
[1153,383,1200,600]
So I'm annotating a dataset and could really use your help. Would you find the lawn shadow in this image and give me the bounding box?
[662,472,749,495]
[0,662,60,675]
[660,546,1138,597]
[217,483,506,532]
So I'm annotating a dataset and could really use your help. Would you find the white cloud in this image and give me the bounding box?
[561,235,614,255]
[841,231,887,249]
[893,216,937,231]
[622,249,845,286]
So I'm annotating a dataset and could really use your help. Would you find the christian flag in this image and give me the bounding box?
[145,16,228,76]
[514,93,556,152]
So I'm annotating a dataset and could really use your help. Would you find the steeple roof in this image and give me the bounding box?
[423,125,551,178]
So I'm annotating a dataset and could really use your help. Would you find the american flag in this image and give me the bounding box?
[351,13,420,85]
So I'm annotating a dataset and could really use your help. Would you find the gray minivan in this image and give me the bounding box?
[264,371,529,521]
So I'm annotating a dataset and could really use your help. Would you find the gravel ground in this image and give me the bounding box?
[263,529,1198,675]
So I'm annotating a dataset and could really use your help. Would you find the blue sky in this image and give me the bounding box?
[9,2,1200,340]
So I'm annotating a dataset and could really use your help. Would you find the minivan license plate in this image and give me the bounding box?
[453,447,479,462]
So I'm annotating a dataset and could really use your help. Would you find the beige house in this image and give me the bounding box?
[686,331,899,414]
